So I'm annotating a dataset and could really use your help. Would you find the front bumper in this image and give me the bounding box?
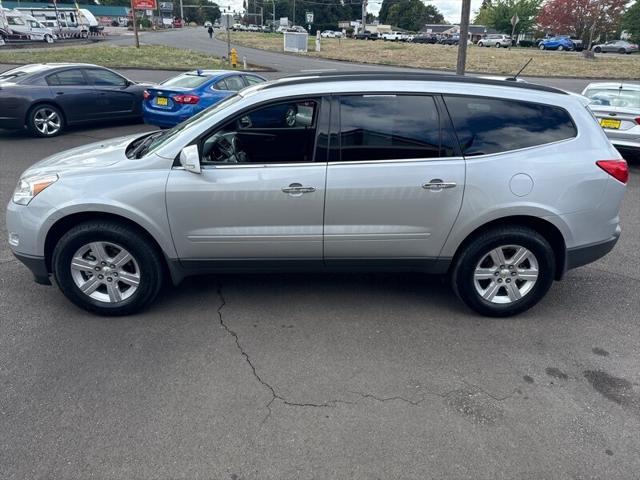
[13,252,51,285]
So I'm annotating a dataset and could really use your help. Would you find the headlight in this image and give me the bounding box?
[12,173,58,205]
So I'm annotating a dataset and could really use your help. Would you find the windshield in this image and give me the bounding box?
[584,87,640,108]
[161,73,215,89]
[145,94,243,155]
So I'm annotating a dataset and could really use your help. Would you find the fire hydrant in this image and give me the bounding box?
[230,48,238,68]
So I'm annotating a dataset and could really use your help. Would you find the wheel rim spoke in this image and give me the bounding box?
[71,256,96,273]
[117,271,140,287]
[509,247,529,267]
[482,282,501,301]
[80,276,101,294]
[474,268,496,280]
[111,250,132,268]
[517,268,539,281]
[106,282,122,302]
[489,248,507,266]
[90,242,108,262]
[505,282,522,301]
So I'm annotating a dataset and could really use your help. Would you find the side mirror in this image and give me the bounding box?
[179,145,201,174]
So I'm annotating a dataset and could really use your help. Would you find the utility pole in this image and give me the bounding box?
[361,0,367,33]
[456,0,471,75]
[179,0,184,21]
[130,0,140,48]
[292,0,295,26]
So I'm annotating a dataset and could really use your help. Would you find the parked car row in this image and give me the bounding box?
[5,72,628,317]
[0,63,266,136]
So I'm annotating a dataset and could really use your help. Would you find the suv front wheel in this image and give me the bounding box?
[52,221,164,316]
[451,227,555,317]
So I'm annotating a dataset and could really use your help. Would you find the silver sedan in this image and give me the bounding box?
[591,40,639,54]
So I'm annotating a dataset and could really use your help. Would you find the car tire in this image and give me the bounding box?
[477,41,484,47]
[558,45,564,51]
[451,226,555,317]
[27,104,65,137]
[538,43,545,50]
[52,221,164,316]
[594,46,601,53]
[618,48,626,54]
[495,42,501,48]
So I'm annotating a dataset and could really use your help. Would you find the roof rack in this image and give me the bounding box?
[262,71,567,95]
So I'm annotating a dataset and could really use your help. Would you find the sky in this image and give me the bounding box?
[219,0,484,24]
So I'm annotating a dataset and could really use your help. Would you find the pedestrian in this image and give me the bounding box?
[208,25,213,39]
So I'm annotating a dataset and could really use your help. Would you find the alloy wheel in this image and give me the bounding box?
[33,107,61,136]
[473,245,539,304]
[70,241,141,303]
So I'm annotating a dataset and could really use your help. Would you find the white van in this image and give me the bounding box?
[16,7,89,37]
[1,9,57,42]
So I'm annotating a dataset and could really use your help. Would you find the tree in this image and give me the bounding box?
[473,0,541,34]
[537,0,628,43]
[621,0,640,42]
[379,0,444,27]
[381,0,444,30]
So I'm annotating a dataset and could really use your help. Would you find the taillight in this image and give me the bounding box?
[597,160,628,184]
[143,90,151,100]
[173,94,200,104]
[635,117,640,125]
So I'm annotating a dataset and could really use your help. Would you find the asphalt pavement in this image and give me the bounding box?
[1,60,640,479]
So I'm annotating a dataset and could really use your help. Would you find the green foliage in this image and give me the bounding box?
[381,0,445,30]
[622,0,640,42]
[473,0,542,34]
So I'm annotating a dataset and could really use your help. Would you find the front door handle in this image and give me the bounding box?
[422,179,457,191]
[282,183,316,196]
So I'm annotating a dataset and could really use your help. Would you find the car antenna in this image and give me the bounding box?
[507,58,533,81]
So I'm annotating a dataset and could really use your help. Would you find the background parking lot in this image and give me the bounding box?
[1,65,639,479]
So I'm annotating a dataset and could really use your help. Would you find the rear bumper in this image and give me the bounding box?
[13,252,51,285]
[565,230,620,272]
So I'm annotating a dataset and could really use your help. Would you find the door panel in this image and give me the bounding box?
[166,165,327,260]
[324,160,465,258]
[85,68,136,116]
[46,69,99,123]
[324,94,465,260]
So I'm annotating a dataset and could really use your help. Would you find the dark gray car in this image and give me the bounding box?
[0,63,150,137]
[592,40,639,54]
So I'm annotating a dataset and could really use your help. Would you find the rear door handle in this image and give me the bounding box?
[282,183,316,196]
[422,179,457,191]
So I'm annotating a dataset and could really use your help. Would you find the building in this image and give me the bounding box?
[421,24,497,42]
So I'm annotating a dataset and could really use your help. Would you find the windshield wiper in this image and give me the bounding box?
[130,131,164,159]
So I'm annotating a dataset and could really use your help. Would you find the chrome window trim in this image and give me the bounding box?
[327,156,464,166]
[173,162,322,170]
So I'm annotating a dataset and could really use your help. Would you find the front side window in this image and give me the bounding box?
[46,69,87,86]
[85,69,127,87]
[443,95,577,156]
[338,95,442,162]
[200,99,319,165]
[8,16,25,25]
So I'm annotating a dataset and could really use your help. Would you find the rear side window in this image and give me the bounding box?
[444,96,576,156]
[46,69,87,86]
[338,95,442,161]
[85,69,127,87]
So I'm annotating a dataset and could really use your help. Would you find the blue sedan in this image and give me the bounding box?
[143,70,267,128]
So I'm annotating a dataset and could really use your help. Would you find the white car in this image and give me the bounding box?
[477,34,512,48]
[2,9,57,42]
[381,31,403,41]
[320,30,342,38]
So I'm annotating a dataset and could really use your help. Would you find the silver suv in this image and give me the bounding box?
[6,73,628,317]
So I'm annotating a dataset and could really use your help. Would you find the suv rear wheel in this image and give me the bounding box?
[451,227,555,317]
[52,221,164,316]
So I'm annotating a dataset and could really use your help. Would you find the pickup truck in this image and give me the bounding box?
[380,31,403,41]
[354,31,378,40]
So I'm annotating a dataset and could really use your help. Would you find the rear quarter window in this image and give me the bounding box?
[444,95,577,156]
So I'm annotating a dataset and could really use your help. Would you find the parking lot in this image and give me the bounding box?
[1,66,640,478]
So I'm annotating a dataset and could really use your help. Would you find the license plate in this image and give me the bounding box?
[600,118,621,129]
[156,97,168,106]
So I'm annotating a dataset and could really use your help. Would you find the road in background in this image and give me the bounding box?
[106,28,599,93]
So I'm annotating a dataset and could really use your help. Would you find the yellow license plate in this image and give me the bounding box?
[600,118,621,129]
[156,97,168,106]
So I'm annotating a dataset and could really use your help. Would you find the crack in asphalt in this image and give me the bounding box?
[216,286,518,424]
[216,286,352,424]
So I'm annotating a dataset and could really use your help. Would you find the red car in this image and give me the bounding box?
[172,17,183,28]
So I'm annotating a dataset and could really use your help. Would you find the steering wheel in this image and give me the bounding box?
[285,106,297,127]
